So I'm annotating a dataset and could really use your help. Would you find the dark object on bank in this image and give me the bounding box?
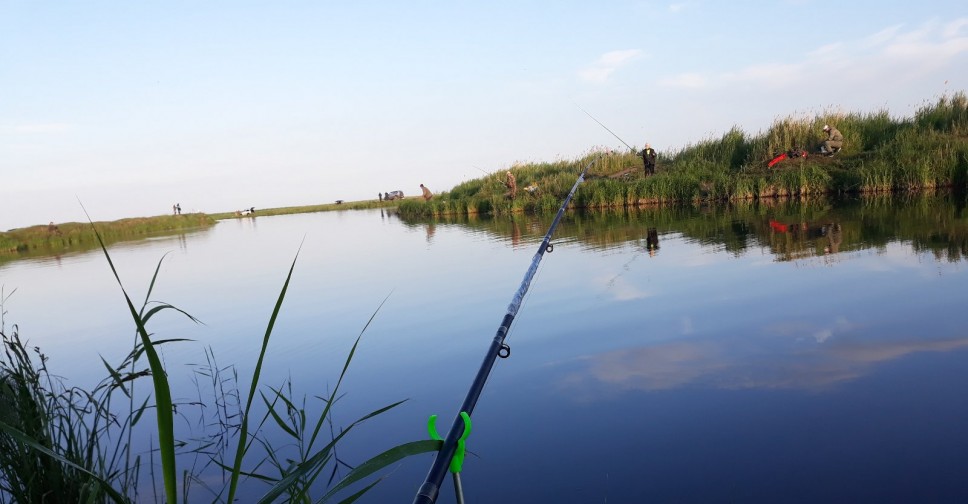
[384,190,405,201]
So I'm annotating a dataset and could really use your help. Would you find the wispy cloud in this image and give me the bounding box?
[668,3,686,13]
[579,49,643,83]
[862,25,903,48]
[658,18,968,91]
[882,18,968,60]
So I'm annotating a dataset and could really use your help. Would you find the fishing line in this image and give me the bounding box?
[573,102,635,152]
[602,251,642,295]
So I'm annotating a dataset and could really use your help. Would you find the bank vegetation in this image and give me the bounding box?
[398,92,968,218]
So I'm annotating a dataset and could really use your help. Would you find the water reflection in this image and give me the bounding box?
[396,192,968,264]
[645,227,659,256]
[561,335,968,396]
[2,193,967,502]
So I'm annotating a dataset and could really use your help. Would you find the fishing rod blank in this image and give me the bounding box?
[412,157,599,504]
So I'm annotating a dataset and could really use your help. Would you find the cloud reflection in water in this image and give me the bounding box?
[560,331,968,397]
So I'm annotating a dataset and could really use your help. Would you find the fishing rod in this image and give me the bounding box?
[413,156,600,504]
[574,102,636,152]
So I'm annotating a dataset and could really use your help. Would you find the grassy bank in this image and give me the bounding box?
[207,198,404,220]
[398,92,968,218]
[1,199,420,264]
[0,214,216,262]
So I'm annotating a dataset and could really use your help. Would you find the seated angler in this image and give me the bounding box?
[820,124,843,156]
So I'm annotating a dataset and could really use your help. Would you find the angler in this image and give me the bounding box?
[412,156,599,504]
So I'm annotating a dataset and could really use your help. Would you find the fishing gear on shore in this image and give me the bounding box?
[412,156,599,504]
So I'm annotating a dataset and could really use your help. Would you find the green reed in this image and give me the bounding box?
[0,214,216,259]
[393,91,968,219]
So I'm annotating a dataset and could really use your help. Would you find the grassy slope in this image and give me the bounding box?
[398,92,968,218]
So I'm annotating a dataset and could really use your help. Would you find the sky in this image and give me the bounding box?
[2,0,967,230]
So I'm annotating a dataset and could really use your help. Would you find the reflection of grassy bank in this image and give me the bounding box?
[2,200,414,265]
[399,92,968,218]
[400,192,968,263]
[0,214,215,260]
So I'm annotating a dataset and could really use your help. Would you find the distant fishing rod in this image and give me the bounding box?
[413,156,600,504]
[574,102,636,152]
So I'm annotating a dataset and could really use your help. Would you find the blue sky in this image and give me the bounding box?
[2,1,966,230]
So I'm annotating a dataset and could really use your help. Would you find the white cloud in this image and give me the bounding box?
[943,17,968,38]
[858,17,968,64]
[668,3,686,13]
[656,18,968,93]
[579,49,643,83]
[862,25,903,48]
[805,42,844,64]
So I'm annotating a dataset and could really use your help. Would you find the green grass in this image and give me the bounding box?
[0,198,426,264]
[397,91,968,219]
[0,214,216,261]
[206,197,414,220]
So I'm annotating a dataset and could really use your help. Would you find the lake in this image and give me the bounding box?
[2,194,967,503]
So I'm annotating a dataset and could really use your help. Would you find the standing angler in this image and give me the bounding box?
[505,171,517,199]
[420,183,434,201]
[639,143,657,176]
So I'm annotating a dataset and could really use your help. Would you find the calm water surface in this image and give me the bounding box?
[2,195,967,503]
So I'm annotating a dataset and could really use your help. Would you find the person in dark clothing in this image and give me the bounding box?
[378,193,383,202]
[639,143,657,176]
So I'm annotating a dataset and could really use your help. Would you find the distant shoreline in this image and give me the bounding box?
[0,198,415,263]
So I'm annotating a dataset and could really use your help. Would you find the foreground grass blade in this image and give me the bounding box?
[308,293,391,452]
[256,399,409,504]
[318,440,443,503]
[226,247,301,504]
[84,206,178,504]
